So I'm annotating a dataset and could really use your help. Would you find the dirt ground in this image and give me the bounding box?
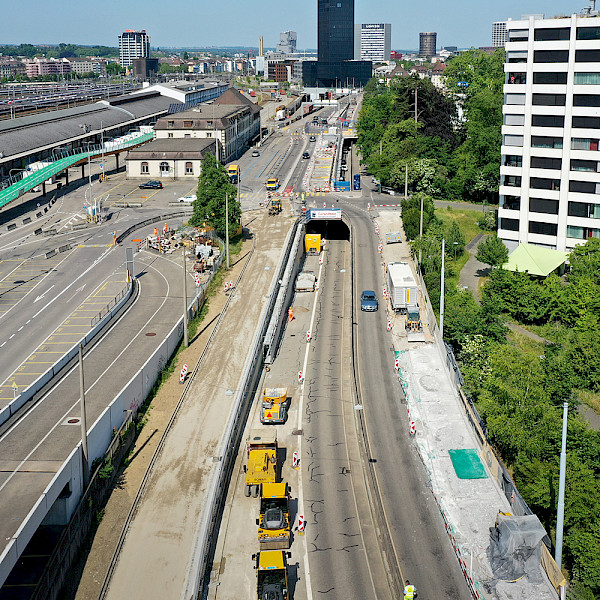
[62,211,264,600]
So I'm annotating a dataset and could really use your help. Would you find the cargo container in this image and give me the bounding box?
[387,262,418,312]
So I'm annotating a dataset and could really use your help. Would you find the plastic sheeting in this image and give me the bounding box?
[488,513,547,585]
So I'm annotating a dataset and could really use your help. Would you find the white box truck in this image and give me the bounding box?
[387,262,418,312]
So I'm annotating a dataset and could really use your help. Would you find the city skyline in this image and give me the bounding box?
[0,0,587,51]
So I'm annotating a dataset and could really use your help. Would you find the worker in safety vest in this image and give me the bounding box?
[403,580,416,600]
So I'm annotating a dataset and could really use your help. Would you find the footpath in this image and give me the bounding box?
[373,209,558,600]
[67,208,292,600]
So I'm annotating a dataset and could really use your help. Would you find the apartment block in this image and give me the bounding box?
[354,23,391,62]
[499,14,600,251]
[492,21,508,48]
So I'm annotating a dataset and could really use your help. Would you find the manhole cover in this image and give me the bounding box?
[145,332,156,336]
[63,417,81,425]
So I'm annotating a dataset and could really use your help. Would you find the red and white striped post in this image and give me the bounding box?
[387,319,392,331]
[298,370,304,384]
[306,330,311,343]
[292,451,299,469]
[297,515,305,534]
[179,364,188,384]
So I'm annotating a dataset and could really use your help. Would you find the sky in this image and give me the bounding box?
[0,0,590,50]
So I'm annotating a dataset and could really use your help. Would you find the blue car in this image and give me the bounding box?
[360,290,378,312]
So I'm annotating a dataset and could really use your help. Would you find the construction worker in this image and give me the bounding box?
[403,580,417,600]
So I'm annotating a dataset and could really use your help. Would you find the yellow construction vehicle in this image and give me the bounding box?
[268,198,282,215]
[305,233,321,254]
[252,550,292,600]
[261,387,289,424]
[257,482,291,549]
[266,177,280,190]
[244,429,278,497]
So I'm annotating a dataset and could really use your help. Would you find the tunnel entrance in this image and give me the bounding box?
[305,211,350,241]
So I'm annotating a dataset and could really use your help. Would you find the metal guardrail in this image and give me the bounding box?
[0,132,154,209]
[91,285,130,327]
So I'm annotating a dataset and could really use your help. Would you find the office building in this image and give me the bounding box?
[354,23,391,62]
[277,31,297,54]
[119,30,150,68]
[304,0,372,88]
[492,21,508,47]
[498,14,600,252]
[419,32,437,58]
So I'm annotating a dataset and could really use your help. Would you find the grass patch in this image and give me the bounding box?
[576,389,600,413]
[506,324,547,355]
[437,205,484,243]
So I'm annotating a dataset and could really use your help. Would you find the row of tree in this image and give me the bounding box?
[357,49,505,205]
[0,43,119,59]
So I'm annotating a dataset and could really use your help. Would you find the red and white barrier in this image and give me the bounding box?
[224,282,229,293]
[194,273,200,287]
[314,280,319,291]
[179,364,188,384]
[319,253,324,264]
[292,451,299,468]
[387,319,392,331]
[298,371,304,384]
[297,515,305,534]
[378,243,383,254]
[394,358,400,371]
[409,420,416,436]
[229,281,233,290]
[306,330,311,343]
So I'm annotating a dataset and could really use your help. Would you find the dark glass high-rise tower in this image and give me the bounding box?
[304,0,372,87]
[318,0,354,63]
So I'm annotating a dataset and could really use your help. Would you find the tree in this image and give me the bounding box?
[106,62,125,75]
[568,237,600,285]
[446,221,466,258]
[476,235,508,268]
[189,153,239,239]
[400,192,435,240]
[183,51,189,60]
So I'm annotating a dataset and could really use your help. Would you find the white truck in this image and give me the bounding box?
[387,262,418,312]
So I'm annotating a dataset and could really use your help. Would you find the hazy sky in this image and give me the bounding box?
[0,0,589,50]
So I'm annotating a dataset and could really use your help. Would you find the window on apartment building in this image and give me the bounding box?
[571,137,599,150]
[567,225,600,238]
[532,136,563,149]
[141,162,149,174]
[507,73,526,84]
[206,132,212,137]
[183,120,193,128]
[206,121,213,127]
[504,155,523,167]
[532,114,565,127]
[574,94,600,107]
[167,120,174,128]
[507,51,528,63]
[500,218,520,231]
[572,116,600,129]
[533,72,568,84]
[502,195,521,210]
[532,93,566,106]
[509,29,529,42]
[569,201,600,218]
[572,159,599,175]
[185,162,193,175]
[531,177,561,190]
[503,175,522,187]
[531,156,562,170]
[577,26,600,40]
[184,133,191,138]
[574,72,600,85]
[575,49,600,62]
[529,221,558,236]
[168,132,173,138]
[530,197,560,214]
[506,93,526,105]
[534,27,570,41]
[504,114,525,126]
[569,179,599,194]
[504,134,524,146]
[534,50,569,63]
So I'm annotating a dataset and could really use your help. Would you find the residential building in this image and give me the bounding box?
[68,58,104,76]
[277,31,297,54]
[498,13,600,252]
[354,23,392,62]
[23,58,71,77]
[119,30,150,68]
[419,32,437,58]
[492,21,508,48]
[152,88,261,163]
[303,0,372,88]
[0,60,26,78]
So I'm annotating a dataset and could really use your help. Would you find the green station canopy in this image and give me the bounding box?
[503,243,569,277]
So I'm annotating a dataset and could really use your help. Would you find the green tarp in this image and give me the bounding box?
[503,243,568,277]
[448,449,488,479]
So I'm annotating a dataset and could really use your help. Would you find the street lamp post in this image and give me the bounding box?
[453,241,458,262]
[83,141,94,217]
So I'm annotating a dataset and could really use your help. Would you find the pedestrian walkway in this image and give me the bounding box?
[459,234,489,302]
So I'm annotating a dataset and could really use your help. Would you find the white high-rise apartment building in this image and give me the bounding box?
[119,30,150,68]
[354,24,391,62]
[498,14,600,252]
[492,21,508,47]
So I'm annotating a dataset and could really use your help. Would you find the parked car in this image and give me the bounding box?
[139,181,163,189]
[302,151,310,159]
[252,149,260,157]
[360,290,379,312]
[178,195,195,203]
